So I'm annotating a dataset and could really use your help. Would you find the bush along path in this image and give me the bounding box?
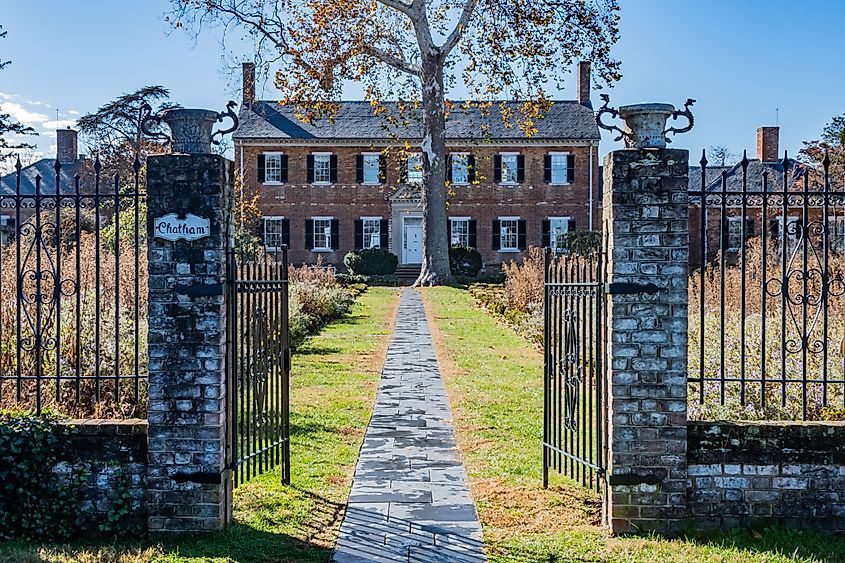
[333,289,486,563]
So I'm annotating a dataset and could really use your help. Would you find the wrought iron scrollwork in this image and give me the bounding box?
[212,100,239,146]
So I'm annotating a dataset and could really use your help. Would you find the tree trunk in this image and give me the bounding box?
[414,56,452,287]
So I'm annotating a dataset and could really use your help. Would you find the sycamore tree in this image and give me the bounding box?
[0,25,36,165]
[170,0,620,285]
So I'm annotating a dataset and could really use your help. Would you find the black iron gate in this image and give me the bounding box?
[543,248,607,492]
[228,247,291,487]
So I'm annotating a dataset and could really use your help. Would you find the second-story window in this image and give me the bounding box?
[314,154,331,184]
[363,154,380,184]
[407,153,423,184]
[500,154,519,184]
[451,154,469,184]
[265,154,282,183]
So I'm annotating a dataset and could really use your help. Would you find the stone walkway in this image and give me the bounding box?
[333,290,486,563]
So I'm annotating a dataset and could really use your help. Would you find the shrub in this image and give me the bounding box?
[502,246,545,313]
[558,231,601,256]
[288,258,358,349]
[336,273,399,286]
[344,248,398,276]
[449,246,482,278]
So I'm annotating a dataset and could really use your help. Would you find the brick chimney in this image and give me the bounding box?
[56,127,78,164]
[578,61,591,107]
[757,126,779,162]
[242,62,256,107]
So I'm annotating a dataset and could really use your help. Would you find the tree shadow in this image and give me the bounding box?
[295,344,342,356]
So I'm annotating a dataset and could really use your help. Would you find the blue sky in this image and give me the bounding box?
[1,0,843,165]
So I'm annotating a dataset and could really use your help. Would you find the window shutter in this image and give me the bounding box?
[280,154,289,183]
[330,219,339,250]
[447,219,452,246]
[769,218,780,241]
[517,220,527,250]
[542,220,550,247]
[467,154,476,183]
[544,155,551,184]
[306,155,315,183]
[567,154,575,183]
[379,154,387,183]
[281,218,290,247]
[354,219,363,250]
[446,154,453,183]
[721,217,729,248]
[492,220,500,250]
[517,154,525,183]
[257,154,266,183]
[567,218,576,232]
[399,157,408,184]
[745,217,755,238]
[356,155,364,184]
[379,219,389,249]
[305,219,314,249]
[330,154,338,183]
[468,220,477,248]
[494,155,502,183]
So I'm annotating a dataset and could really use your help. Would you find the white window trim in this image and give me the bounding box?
[263,152,285,185]
[312,152,333,186]
[361,152,382,186]
[311,216,334,252]
[548,151,571,186]
[498,216,520,252]
[450,152,471,185]
[449,216,471,247]
[361,216,382,249]
[263,216,286,252]
[407,153,424,185]
[498,152,520,186]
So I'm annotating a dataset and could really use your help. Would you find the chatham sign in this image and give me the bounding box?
[154,213,211,242]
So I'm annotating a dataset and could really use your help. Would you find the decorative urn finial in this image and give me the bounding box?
[140,101,239,155]
[596,94,695,149]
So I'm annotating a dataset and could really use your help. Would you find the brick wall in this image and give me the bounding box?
[54,419,147,533]
[237,143,599,267]
[688,421,845,532]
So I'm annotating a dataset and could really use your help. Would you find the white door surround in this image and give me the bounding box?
[402,216,423,264]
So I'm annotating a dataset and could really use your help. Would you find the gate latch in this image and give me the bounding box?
[605,282,660,295]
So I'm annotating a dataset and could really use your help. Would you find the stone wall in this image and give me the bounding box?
[687,421,845,532]
[54,419,147,533]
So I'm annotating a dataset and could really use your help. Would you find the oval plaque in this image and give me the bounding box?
[154,213,211,242]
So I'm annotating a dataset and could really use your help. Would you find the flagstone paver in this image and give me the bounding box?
[333,289,486,563]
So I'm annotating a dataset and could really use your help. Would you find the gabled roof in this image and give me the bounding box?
[234,100,600,142]
[692,159,826,193]
[0,158,94,196]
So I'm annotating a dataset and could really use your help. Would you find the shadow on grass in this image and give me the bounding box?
[295,344,343,356]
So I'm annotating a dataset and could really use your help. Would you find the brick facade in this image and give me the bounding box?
[237,143,599,268]
[603,149,690,535]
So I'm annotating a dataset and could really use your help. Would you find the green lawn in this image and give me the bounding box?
[0,287,400,563]
[421,286,845,563]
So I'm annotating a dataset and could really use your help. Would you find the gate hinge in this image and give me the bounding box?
[607,472,662,487]
[605,282,660,295]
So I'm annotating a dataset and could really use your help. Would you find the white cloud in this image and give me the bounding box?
[67,110,80,115]
[1,101,49,127]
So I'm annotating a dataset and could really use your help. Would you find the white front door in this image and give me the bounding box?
[403,217,423,264]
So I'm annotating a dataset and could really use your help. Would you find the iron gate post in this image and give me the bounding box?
[602,149,689,536]
[146,154,234,533]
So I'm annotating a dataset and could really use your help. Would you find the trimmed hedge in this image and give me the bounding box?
[449,246,483,277]
[336,273,399,286]
[344,248,399,276]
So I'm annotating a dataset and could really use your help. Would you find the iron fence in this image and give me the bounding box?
[0,156,147,416]
[689,150,845,420]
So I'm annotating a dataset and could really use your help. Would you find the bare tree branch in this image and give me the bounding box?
[441,0,479,56]
[363,45,421,76]
[376,0,416,18]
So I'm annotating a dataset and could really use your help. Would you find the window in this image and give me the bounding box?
[500,153,519,184]
[500,218,519,251]
[363,218,381,249]
[451,218,469,247]
[549,153,569,185]
[313,217,332,250]
[549,217,571,250]
[451,154,469,185]
[407,153,423,184]
[830,215,845,251]
[264,153,283,183]
[263,217,287,251]
[363,154,380,184]
[314,154,331,184]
